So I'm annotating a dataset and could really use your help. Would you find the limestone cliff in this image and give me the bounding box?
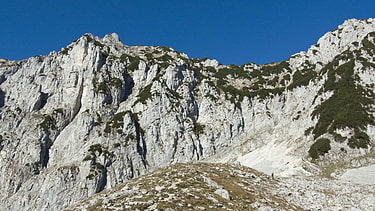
[0,18,374,210]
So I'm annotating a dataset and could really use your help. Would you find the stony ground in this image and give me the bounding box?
[63,162,374,211]
[276,176,374,210]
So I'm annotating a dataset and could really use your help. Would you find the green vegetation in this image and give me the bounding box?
[348,128,370,149]
[267,76,279,87]
[166,86,182,100]
[53,108,64,114]
[215,64,250,80]
[145,53,154,61]
[309,138,331,159]
[103,111,144,140]
[104,111,127,134]
[304,127,314,136]
[158,62,170,69]
[96,82,109,94]
[92,77,123,95]
[15,107,22,114]
[260,60,291,76]
[84,144,114,180]
[193,122,205,135]
[100,50,109,57]
[153,49,162,54]
[83,34,105,48]
[158,46,172,52]
[250,87,284,99]
[282,74,291,84]
[288,70,317,90]
[113,143,121,148]
[120,54,128,63]
[285,60,318,90]
[123,134,136,147]
[120,54,141,71]
[361,33,375,56]
[204,62,289,105]
[128,56,141,71]
[312,60,374,148]
[333,133,345,143]
[84,34,93,42]
[87,144,114,158]
[108,77,123,88]
[157,54,173,62]
[362,38,375,50]
[86,163,105,180]
[94,40,104,48]
[219,85,249,106]
[154,54,173,69]
[190,65,207,85]
[134,84,153,104]
[212,65,249,104]
[131,112,145,135]
[83,155,92,162]
[38,114,56,131]
[358,56,375,69]
[60,48,70,55]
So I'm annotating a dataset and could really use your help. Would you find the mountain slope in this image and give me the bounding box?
[63,163,302,210]
[63,162,374,210]
[0,18,374,210]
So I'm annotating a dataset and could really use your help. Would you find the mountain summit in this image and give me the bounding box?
[0,18,374,210]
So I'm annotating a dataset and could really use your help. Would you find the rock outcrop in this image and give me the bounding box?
[0,18,374,210]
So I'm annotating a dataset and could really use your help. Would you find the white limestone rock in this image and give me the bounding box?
[0,18,374,210]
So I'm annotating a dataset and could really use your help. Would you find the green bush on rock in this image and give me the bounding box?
[309,138,331,159]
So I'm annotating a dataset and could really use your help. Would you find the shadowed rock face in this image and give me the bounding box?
[0,19,374,211]
[0,89,5,108]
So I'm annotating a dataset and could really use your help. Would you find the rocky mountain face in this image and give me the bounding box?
[0,18,374,210]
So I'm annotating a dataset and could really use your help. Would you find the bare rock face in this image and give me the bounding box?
[0,19,374,210]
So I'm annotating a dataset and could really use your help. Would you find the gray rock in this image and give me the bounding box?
[0,18,374,211]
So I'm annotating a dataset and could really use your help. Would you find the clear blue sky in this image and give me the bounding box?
[1,0,374,65]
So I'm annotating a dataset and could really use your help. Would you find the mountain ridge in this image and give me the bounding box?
[63,162,374,210]
[0,18,374,210]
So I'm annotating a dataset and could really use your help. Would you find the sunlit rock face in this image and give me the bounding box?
[0,18,374,210]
